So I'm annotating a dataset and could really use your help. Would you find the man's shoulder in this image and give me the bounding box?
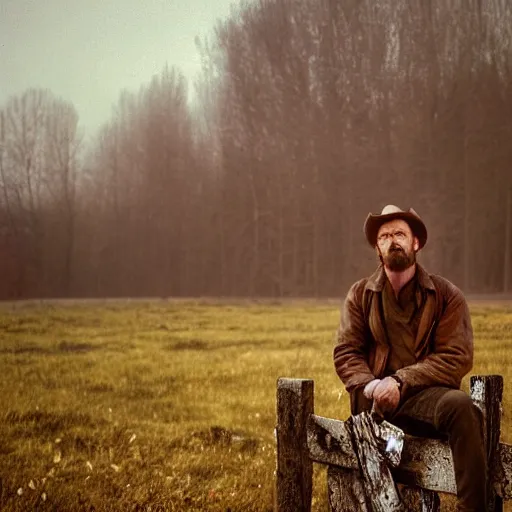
[341,278,368,311]
[349,276,371,291]
[348,266,384,294]
[427,272,467,303]
[346,276,372,297]
[344,274,379,312]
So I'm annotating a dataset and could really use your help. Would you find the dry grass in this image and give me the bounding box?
[0,300,511,511]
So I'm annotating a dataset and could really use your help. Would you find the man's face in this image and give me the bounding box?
[376,219,419,272]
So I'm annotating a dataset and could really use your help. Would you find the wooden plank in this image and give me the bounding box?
[327,466,370,512]
[329,413,405,512]
[399,486,441,512]
[307,414,358,470]
[471,375,504,511]
[392,435,456,494]
[328,468,442,512]
[496,443,512,500]
[275,378,314,512]
[309,412,512,500]
[308,414,457,494]
[344,413,404,511]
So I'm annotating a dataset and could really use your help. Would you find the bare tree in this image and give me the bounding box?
[2,0,512,299]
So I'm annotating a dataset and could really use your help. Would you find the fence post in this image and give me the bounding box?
[470,374,504,512]
[276,378,314,512]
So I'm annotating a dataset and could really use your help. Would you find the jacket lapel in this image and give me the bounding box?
[366,265,388,347]
[414,293,436,357]
[368,292,388,348]
[414,265,437,357]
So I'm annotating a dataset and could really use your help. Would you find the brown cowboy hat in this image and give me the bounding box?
[364,205,428,248]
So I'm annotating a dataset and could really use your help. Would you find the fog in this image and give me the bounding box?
[1,0,511,299]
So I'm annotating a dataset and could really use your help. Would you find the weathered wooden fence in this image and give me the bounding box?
[276,375,512,512]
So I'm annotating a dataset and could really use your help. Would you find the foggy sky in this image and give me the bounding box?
[1,0,240,138]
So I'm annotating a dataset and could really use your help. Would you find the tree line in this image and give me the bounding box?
[1,0,511,299]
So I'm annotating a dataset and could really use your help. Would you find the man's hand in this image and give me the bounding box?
[372,376,401,414]
[363,379,381,399]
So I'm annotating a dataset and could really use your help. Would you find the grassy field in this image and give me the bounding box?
[0,300,511,511]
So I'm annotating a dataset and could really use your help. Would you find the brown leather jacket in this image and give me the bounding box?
[334,264,473,412]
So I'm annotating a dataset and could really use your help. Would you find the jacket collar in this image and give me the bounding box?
[366,263,436,292]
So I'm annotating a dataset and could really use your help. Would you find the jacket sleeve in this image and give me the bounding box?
[395,284,473,391]
[333,281,376,392]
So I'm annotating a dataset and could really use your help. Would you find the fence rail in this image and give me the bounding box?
[275,375,510,512]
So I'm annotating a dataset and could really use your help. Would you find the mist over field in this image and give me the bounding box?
[1,0,512,300]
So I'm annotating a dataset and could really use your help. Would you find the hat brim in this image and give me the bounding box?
[364,211,428,249]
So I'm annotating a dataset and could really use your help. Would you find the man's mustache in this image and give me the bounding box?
[389,244,404,253]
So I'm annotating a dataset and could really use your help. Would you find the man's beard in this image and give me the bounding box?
[380,243,416,271]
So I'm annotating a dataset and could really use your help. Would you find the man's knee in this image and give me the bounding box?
[435,389,483,432]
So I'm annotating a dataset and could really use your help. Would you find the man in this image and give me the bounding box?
[333,205,486,511]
